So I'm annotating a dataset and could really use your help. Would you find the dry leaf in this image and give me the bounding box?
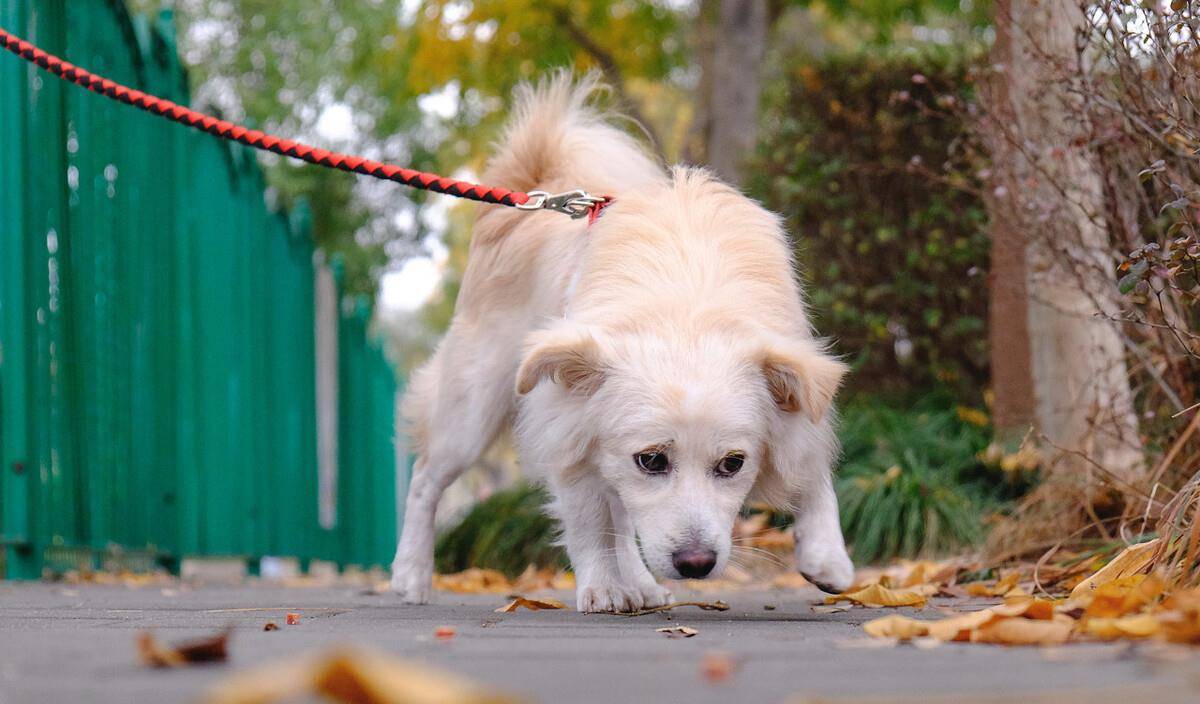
[434,568,515,594]
[139,629,231,668]
[700,652,736,684]
[263,622,279,632]
[925,609,999,642]
[862,615,930,641]
[434,626,456,641]
[656,626,698,638]
[825,583,927,608]
[1083,614,1160,640]
[622,600,730,617]
[203,647,520,704]
[969,617,1073,646]
[963,571,1021,597]
[494,596,567,613]
[1070,539,1162,599]
[1085,573,1164,618]
[993,597,1057,620]
[810,604,851,614]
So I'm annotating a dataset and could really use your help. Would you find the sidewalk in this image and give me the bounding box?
[1,580,1197,703]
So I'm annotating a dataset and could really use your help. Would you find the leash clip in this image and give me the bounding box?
[517,189,609,219]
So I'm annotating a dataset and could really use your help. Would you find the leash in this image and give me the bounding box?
[0,26,610,220]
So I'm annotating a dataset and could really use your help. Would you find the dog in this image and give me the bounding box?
[390,73,854,612]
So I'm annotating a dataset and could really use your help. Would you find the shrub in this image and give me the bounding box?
[752,48,988,400]
[434,483,566,577]
[836,392,1032,563]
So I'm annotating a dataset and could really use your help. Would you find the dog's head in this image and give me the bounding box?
[516,323,846,580]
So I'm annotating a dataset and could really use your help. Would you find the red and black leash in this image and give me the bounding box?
[0,26,610,220]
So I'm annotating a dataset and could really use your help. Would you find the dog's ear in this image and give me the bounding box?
[516,327,607,397]
[761,341,848,422]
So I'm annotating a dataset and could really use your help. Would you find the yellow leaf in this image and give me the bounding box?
[963,571,1020,598]
[494,596,567,613]
[862,615,930,641]
[994,597,1057,620]
[1083,614,1160,640]
[1070,539,1162,599]
[434,568,513,594]
[1085,573,1164,618]
[203,647,520,704]
[969,617,1074,646]
[926,609,998,642]
[825,583,927,608]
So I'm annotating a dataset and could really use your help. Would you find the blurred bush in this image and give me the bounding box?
[752,48,988,400]
[836,392,1034,563]
[435,483,566,577]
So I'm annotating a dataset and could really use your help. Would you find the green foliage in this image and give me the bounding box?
[836,392,1028,563]
[752,48,989,400]
[434,483,567,577]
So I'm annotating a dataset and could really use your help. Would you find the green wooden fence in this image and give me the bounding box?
[0,0,405,579]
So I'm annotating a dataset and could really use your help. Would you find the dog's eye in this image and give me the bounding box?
[715,453,745,477]
[635,451,670,474]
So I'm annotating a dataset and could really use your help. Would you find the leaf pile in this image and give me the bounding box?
[433,566,574,595]
[856,540,1200,646]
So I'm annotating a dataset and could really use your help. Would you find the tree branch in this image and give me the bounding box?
[549,6,665,158]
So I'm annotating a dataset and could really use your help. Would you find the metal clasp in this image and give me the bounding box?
[516,189,609,219]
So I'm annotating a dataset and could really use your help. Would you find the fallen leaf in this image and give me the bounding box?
[203,647,520,704]
[263,622,279,632]
[494,596,567,613]
[926,609,999,642]
[656,626,698,638]
[1070,539,1162,599]
[825,583,927,608]
[810,604,851,614]
[286,613,301,626]
[993,597,1058,620]
[434,626,456,641]
[1083,614,1160,640]
[1085,573,1164,618]
[969,617,1073,646]
[139,629,231,668]
[435,568,514,595]
[621,600,730,617]
[862,614,930,641]
[700,652,736,684]
[963,571,1021,597]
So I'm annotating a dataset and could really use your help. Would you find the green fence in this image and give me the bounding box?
[0,0,405,579]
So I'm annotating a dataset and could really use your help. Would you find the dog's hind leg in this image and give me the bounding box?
[390,333,516,604]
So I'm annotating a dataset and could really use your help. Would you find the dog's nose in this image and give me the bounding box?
[672,547,717,578]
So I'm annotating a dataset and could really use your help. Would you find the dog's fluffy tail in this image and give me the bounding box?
[480,71,664,198]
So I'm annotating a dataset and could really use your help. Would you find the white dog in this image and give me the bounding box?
[390,74,854,612]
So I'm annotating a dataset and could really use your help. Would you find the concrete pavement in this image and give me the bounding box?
[1,580,1198,703]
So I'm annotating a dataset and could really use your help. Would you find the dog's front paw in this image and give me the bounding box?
[634,581,673,609]
[576,582,647,613]
[795,538,855,594]
[390,561,433,604]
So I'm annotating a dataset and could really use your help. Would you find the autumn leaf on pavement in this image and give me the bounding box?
[862,614,931,640]
[139,629,231,668]
[494,596,567,613]
[1083,614,1160,640]
[1070,539,1162,600]
[826,583,928,608]
[203,646,521,704]
[656,626,699,638]
[968,617,1073,646]
[963,571,1021,597]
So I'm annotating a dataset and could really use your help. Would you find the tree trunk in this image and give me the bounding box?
[698,0,768,185]
[985,0,1143,481]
